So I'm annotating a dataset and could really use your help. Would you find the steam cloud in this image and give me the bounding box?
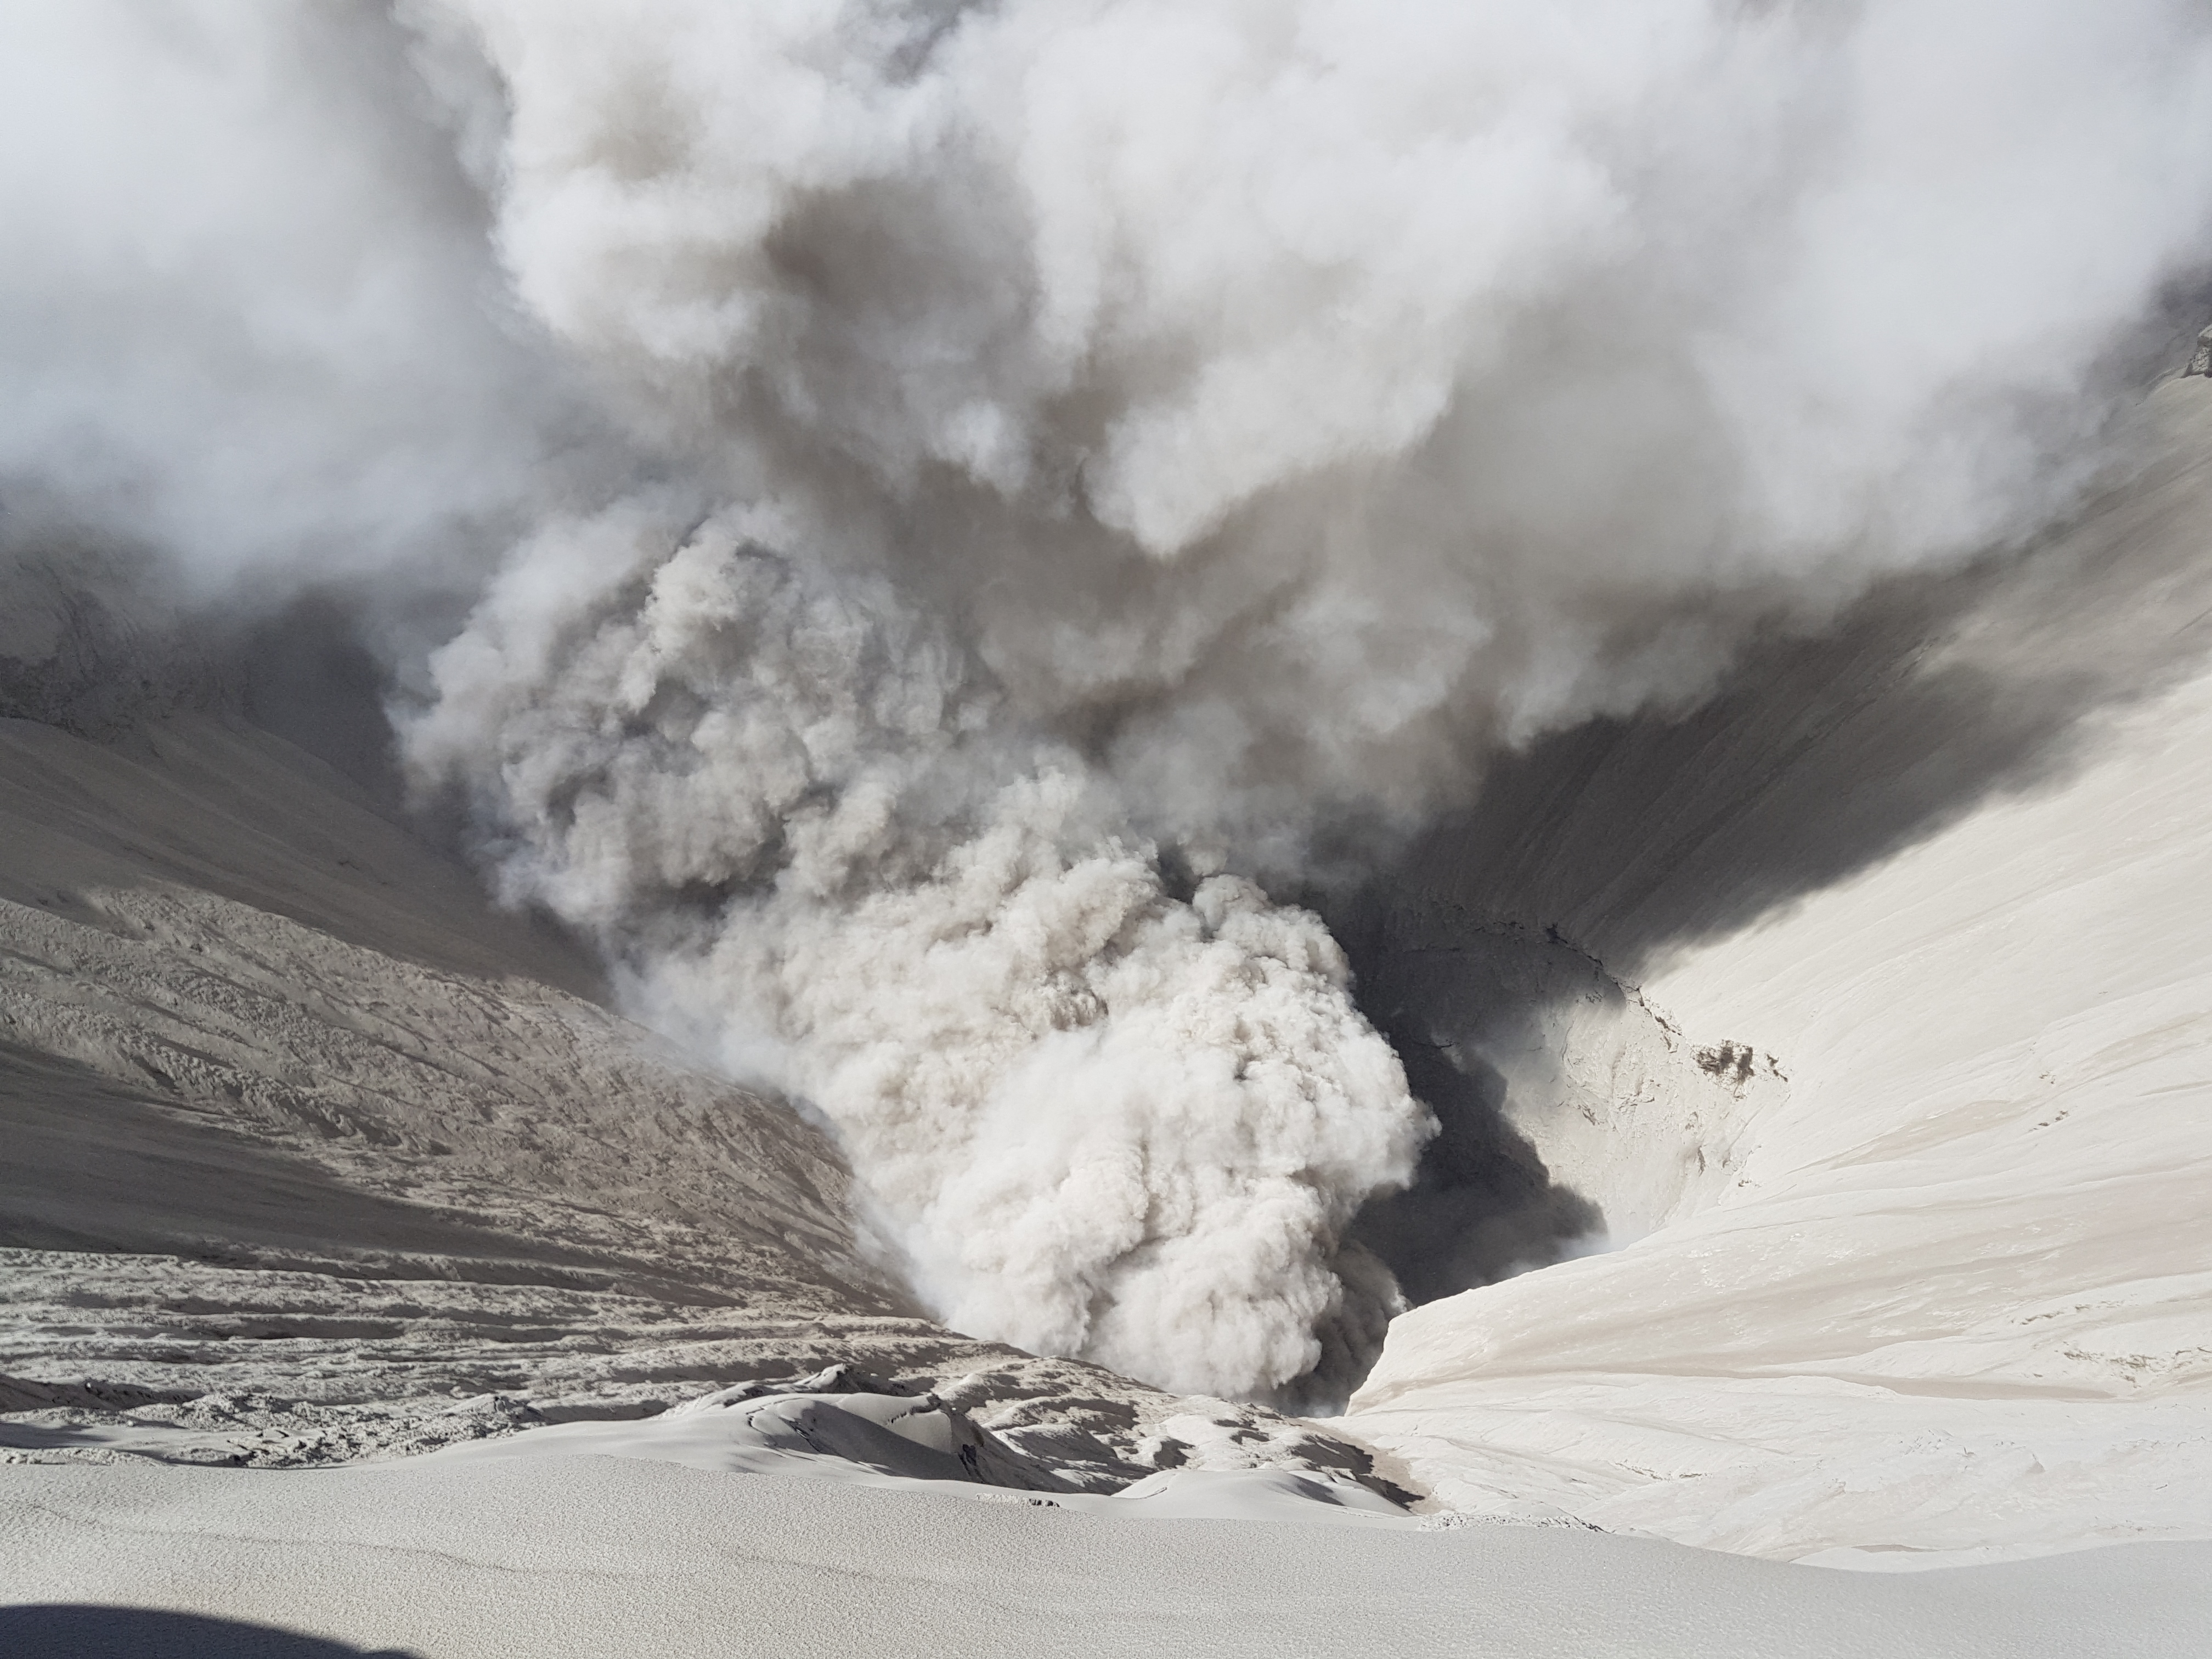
[9,1,2212,1399]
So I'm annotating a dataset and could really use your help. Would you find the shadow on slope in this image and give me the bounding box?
[1389,380,2212,980]
[0,1606,417,1659]
[0,1040,626,1279]
[1342,379,2212,1308]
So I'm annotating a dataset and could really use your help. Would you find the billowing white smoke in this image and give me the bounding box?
[405,503,1425,1396]
[405,0,2212,834]
[10,1,2212,1398]
[0,3,602,595]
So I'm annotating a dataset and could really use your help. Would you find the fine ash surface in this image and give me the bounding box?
[0,704,1399,1504]
[10,1457,2207,1659]
[1340,377,2212,1566]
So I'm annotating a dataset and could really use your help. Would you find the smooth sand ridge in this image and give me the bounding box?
[4,1457,2209,1659]
[1344,376,2212,1565]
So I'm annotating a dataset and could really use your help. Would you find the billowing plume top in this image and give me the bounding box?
[409,0,2212,842]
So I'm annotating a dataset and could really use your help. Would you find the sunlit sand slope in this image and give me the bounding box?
[5,1457,2208,1658]
[1347,381,2212,1564]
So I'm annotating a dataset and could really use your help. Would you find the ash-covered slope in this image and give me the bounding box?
[0,690,1390,1497]
[1343,374,2212,1565]
[8,1456,2210,1659]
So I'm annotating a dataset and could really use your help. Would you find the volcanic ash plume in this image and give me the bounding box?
[407,506,1428,1400]
[399,0,2212,1398]
[394,0,2212,1398]
[11,2,2212,1401]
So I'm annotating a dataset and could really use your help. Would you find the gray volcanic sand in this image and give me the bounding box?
[0,713,1373,1487]
[4,1456,2207,1659]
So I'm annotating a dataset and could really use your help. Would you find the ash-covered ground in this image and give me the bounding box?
[0,627,1400,1502]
